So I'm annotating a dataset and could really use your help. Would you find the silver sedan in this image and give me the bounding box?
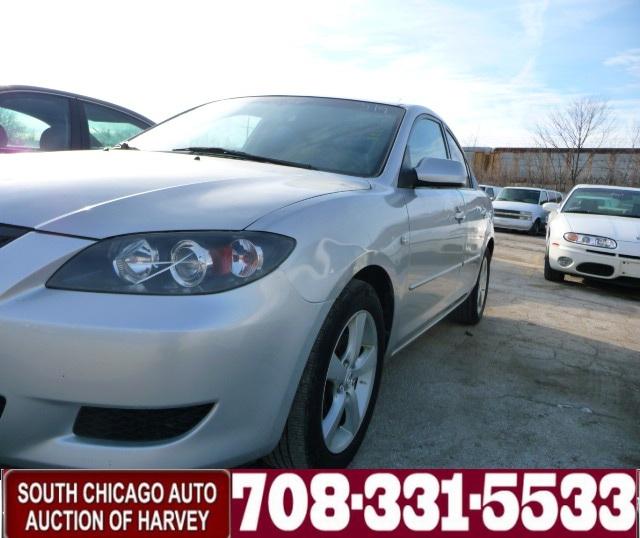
[0,96,494,468]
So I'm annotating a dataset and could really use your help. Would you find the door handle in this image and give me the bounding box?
[454,207,466,222]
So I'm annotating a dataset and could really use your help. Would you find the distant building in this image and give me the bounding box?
[464,147,640,192]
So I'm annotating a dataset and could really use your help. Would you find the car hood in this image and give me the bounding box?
[561,212,640,242]
[0,151,369,238]
[492,200,540,212]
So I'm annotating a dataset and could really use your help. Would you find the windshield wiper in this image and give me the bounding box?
[112,141,139,150]
[171,147,318,170]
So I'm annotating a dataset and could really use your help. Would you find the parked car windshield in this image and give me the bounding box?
[563,187,640,218]
[495,188,541,204]
[129,97,404,177]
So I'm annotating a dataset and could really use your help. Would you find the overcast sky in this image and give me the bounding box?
[3,0,639,146]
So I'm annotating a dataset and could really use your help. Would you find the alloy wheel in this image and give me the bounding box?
[322,310,378,454]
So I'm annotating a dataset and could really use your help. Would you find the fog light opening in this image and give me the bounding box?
[558,256,573,268]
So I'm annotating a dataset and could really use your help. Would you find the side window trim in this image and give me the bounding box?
[70,97,85,149]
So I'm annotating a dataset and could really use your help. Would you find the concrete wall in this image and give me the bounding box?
[464,147,640,192]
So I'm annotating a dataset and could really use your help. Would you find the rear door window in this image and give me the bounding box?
[0,92,71,151]
[445,130,466,164]
[445,129,470,186]
[82,101,148,148]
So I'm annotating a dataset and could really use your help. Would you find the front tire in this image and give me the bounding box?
[451,250,491,325]
[544,254,564,282]
[265,280,385,468]
[529,219,541,235]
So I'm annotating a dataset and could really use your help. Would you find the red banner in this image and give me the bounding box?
[2,470,229,538]
[230,470,638,537]
[2,469,638,537]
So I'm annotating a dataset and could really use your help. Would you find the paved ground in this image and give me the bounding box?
[352,231,640,468]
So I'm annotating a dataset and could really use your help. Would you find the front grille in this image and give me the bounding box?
[0,224,31,249]
[494,209,522,219]
[73,404,214,442]
[576,262,614,277]
[0,396,6,419]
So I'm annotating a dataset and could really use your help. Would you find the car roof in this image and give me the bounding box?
[502,186,547,191]
[0,85,154,126]
[573,184,640,192]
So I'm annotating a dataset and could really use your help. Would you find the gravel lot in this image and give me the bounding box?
[353,231,640,468]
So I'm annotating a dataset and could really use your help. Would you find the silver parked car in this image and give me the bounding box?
[492,186,553,235]
[0,96,494,468]
[0,86,153,153]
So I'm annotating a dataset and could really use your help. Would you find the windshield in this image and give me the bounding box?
[496,188,541,204]
[562,187,640,218]
[129,96,404,177]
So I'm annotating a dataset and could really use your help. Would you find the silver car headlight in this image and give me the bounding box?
[47,231,296,295]
[563,232,617,249]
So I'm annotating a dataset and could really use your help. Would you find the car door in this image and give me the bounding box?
[398,116,467,341]
[78,100,150,149]
[0,91,74,153]
[444,128,489,290]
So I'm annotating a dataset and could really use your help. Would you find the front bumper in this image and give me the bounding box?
[548,240,640,281]
[0,232,327,468]
[493,215,535,231]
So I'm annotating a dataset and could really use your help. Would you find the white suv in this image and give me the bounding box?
[492,187,553,235]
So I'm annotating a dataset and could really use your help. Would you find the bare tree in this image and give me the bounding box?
[461,130,480,149]
[535,97,615,190]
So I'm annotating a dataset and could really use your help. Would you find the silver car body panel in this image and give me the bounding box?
[0,100,493,467]
[0,151,369,235]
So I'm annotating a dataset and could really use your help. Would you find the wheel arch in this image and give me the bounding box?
[352,265,395,347]
[486,237,494,258]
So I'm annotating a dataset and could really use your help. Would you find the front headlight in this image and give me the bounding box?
[519,211,533,220]
[47,231,295,295]
[563,232,617,249]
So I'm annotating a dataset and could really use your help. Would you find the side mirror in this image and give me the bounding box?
[414,158,467,187]
[542,202,559,213]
